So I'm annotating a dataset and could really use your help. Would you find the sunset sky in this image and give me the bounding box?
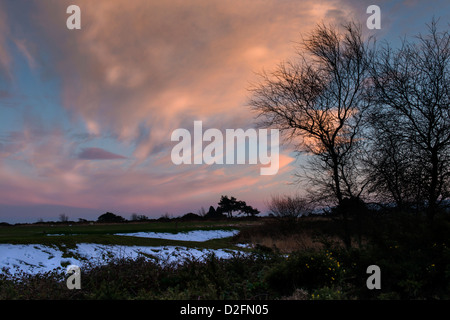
[0,0,448,223]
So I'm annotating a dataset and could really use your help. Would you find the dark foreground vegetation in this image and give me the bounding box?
[1,209,450,300]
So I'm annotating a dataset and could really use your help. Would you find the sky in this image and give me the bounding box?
[0,0,448,223]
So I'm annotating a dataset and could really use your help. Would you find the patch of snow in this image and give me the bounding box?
[0,243,240,277]
[235,243,253,249]
[114,229,239,241]
[0,229,243,277]
[47,229,240,241]
[0,244,84,276]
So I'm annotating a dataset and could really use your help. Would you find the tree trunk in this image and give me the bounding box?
[427,149,439,220]
[333,156,352,249]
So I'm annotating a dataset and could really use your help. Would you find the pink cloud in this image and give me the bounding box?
[0,0,370,221]
[29,0,353,160]
[14,39,37,69]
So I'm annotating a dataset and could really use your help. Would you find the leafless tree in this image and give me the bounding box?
[369,19,450,219]
[266,194,311,220]
[364,106,425,211]
[250,22,373,205]
[59,213,69,223]
[249,22,374,247]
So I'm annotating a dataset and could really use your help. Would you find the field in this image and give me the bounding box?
[1,214,450,300]
[0,219,253,248]
[0,219,258,276]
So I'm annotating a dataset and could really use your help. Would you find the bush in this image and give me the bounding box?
[0,253,281,300]
[97,212,126,223]
[179,212,203,221]
[266,195,311,220]
[265,249,344,295]
[311,286,345,300]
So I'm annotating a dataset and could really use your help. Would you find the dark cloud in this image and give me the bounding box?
[78,147,127,160]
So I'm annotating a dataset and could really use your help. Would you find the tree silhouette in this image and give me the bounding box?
[217,195,259,218]
[250,22,373,210]
[266,195,311,219]
[218,196,239,218]
[369,19,450,219]
[97,212,125,223]
[249,22,373,247]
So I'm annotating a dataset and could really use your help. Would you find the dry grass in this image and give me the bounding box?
[234,217,347,253]
[240,232,346,253]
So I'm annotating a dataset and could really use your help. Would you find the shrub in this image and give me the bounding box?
[311,286,346,300]
[266,195,311,220]
[97,212,126,223]
[265,250,344,295]
[0,252,281,300]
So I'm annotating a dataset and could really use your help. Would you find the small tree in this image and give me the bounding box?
[205,206,225,219]
[59,213,69,223]
[97,212,126,223]
[131,213,148,221]
[197,206,207,217]
[207,206,216,216]
[241,204,260,217]
[266,195,311,220]
[217,195,259,218]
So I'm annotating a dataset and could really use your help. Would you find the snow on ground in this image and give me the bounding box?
[0,230,244,277]
[0,244,83,276]
[0,243,240,277]
[114,229,240,241]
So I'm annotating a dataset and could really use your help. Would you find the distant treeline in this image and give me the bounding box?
[0,195,261,226]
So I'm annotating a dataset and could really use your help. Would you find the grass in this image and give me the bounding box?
[2,213,450,300]
[235,216,347,253]
[0,219,254,250]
